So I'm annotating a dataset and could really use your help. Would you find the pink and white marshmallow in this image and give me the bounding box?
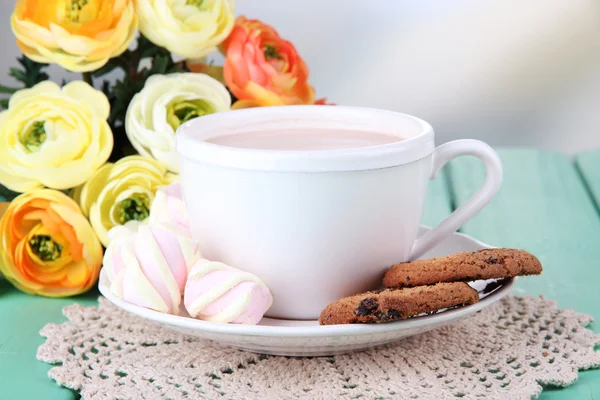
[184,259,273,324]
[103,224,201,314]
[149,182,191,238]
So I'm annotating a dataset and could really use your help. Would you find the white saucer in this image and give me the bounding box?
[99,227,513,356]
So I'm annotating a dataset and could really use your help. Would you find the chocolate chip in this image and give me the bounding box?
[486,256,503,265]
[386,309,403,321]
[355,298,378,316]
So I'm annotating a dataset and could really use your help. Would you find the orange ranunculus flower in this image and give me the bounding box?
[218,16,315,109]
[315,98,335,105]
[11,0,137,72]
[0,190,103,297]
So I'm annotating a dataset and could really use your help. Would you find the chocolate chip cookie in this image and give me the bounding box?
[383,249,542,289]
[319,282,479,325]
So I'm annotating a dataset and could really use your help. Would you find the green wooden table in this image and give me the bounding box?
[1,148,600,399]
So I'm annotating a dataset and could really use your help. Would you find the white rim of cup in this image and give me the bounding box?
[176,105,435,173]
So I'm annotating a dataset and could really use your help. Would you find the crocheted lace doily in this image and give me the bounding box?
[38,296,600,400]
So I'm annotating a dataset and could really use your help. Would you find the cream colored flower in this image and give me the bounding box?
[125,73,231,172]
[136,0,234,59]
[72,156,175,247]
[0,81,113,193]
[11,0,137,73]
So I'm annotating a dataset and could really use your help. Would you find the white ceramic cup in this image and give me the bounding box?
[177,106,502,320]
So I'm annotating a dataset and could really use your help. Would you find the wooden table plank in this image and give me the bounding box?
[574,150,600,212]
[571,150,600,400]
[447,148,600,399]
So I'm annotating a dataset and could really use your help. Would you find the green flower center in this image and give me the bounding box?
[166,99,215,130]
[21,120,47,152]
[65,0,90,22]
[186,0,204,6]
[117,193,150,224]
[29,235,63,262]
[263,45,283,60]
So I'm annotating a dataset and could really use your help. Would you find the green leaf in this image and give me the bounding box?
[9,67,27,83]
[8,55,49,88]
[100,80,112,98]
[167,60,187,74]
[137,35,159,56]
[0,185,19,202]
[141,44,169,59]
[0,99,9,109]
[147,54,170,76]
[0,85,18,94]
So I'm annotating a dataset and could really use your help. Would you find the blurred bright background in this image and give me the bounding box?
[1,0,599,153]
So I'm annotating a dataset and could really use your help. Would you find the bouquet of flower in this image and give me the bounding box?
[0,0,327,297]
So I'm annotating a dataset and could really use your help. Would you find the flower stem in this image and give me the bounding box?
[82,72,93,87]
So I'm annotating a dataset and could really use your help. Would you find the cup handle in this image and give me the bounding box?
[409,139,503,260]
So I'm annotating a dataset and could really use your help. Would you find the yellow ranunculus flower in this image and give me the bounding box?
[0,81,113,193]
[137,0,234,59]
[0,189,103,297]
[11,0,137,72]
[72,156,175,247]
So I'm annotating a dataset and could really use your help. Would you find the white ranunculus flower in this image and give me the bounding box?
[125,73,231,172]
[136,0,235,59]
